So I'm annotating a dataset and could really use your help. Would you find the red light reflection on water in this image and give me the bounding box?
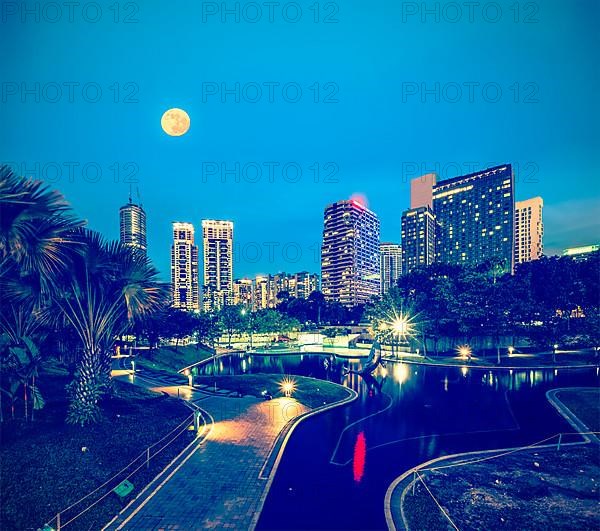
[353,431,367,483]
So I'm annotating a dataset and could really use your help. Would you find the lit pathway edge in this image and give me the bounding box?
[249,381,359,530]
[383,386,598,531]
[102,402,213,530]
[103,373,357,530]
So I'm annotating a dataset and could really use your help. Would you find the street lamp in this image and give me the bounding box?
[279,376,296,397]
[458,345,472,361]
[508,346,514,356]
[184,368,193,387]
[392,317,408,336]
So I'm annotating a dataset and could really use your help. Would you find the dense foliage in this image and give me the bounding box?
[0,167,167,425]
[365,257,600,354]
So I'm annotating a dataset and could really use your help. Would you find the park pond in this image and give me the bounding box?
[195,352,600,530]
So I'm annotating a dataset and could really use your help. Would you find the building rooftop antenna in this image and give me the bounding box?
[136,186,143,207]
[128,183,133,204]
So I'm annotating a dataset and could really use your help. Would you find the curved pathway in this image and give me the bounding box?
[105,368,356,530]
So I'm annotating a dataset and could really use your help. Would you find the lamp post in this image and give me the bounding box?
[241,307,254,350]
[392,317,408,359]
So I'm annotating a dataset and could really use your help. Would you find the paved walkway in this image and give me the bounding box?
[105,373,309,530]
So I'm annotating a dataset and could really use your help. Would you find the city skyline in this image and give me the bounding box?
[112,173,596,285]
[3,1,598,281]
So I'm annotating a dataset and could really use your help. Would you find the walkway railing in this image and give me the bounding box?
[42,414,196,531]
[404,430,600,531]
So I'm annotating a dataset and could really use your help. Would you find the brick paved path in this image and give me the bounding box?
[106,383,308,531]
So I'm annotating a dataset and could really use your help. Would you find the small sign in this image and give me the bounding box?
[113,479,134,498]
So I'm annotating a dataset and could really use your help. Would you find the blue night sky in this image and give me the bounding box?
[1,0,599,281]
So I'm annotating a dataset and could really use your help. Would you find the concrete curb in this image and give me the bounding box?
[249,382,359,530]
[547,387,600,444]
[384,386,598,531]
[382,356,599,371]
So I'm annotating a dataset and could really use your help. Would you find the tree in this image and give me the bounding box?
[53,230,166,426]
[321,327,342,345]
[307,290,326,325]
[254,309,282,334]
[193,311,221,349]
[219,305,245,347]
[323,301,347,325]
[0,333,45,421]
[0,168,82,421]
[161,307,197,351]
[0,165,83,296]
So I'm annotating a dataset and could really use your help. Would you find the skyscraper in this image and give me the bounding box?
[202,220,233,311]
[433,165,514,270]
[295,272,319,299]
[171,222,199,311]
[515,197,544,264]
[119,199,147,255]
[401,207,437,274]
[321,199,380,307]
[380,243,402,293]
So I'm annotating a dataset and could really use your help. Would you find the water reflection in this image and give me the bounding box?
[197,352,599,530]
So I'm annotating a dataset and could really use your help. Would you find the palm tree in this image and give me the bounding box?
[52,229,167,425]
[0,165,84,295]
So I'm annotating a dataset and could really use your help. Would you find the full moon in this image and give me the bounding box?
[161,108,190,136]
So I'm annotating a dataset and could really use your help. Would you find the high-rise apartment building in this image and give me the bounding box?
[171,222,199,311]
[433,165,514,270]
[202,220,234,311]
[119,199,147,255]
[515,197,544,264]
[250,272,319,310]
[380,243,402,293]
[401,207,437,274]
[233,278,253,307]
[321,199,380,307]
[295,271,319,299]
[254,275,270,310]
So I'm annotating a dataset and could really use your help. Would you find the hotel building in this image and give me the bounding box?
[433,165,515,270]
[321,199,380,307]
[515,197,544,264]
[171,222,199,311]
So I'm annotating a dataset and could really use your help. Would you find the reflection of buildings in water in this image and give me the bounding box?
[500,368,557,391]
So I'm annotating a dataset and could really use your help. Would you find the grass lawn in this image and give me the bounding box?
[193,374,350,408]
[0,364,194,531]
[136,345,213,375]
[403,445,600,531]
[556,387,600,432]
